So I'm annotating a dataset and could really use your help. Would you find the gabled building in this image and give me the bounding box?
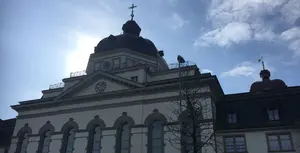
[216,69,300,153]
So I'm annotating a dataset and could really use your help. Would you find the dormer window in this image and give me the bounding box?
[268,108,279,121]
[227,111,237,124]
[130,76,138,82]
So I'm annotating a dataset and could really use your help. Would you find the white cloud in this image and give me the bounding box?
[280,27,300,41]
[202,69,213,74]
[221,62,256,77]
[221,61,276,80]
[195,22,252,47]
[170,12,189,30]
[196,0,300,56]
[289,39,300,56]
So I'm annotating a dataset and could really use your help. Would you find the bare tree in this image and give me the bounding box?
[166,81,222,153]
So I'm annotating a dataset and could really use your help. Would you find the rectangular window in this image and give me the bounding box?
[130,76,138,82]
[267,133,293,152]
[224,136,246,153]
[268,108,280,121]
[227,112,237,124]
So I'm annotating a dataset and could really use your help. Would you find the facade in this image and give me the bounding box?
[7,19,222,153]
[216,70,300,153]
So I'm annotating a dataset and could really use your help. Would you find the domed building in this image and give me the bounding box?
[8,11,222,153]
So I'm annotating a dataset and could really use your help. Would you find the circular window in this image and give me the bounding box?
[102,60,112,71]
[95,82,107,93]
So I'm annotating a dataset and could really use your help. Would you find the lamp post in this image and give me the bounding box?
[177,55,185,113]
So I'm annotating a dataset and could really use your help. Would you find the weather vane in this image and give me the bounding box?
[258,56,265,70]
[129,4,137,20]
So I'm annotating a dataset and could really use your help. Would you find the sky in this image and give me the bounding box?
[0,0,300,119]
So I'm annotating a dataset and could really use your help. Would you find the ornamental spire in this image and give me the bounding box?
[129,4,137,20]
[258,56,265,70]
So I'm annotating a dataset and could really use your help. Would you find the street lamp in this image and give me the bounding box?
[177,55,185,113]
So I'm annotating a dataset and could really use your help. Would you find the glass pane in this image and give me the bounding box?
[279,134,289,140]
[152,122,163,139]
[121,149,129,153]
[93,142,100,150]
[269,140,280,151]
[94,130,101,142]
[274,110,279,120]
[92,151,100,153]
[152,139,162,147]
[152,147,162,153]
[225,137,234,144]
[42,146,49,153]
[121,140,129,149]
[66,129,75,152]
[121,124,130,141]
[281,139,292,151]
[268,135,278,140]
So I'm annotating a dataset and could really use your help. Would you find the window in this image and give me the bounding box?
[181,121,202,153]
[267,133,293,152]
[92,127,102,153]
[224,136,246,153]
[66,129,75,153]
[20,133,29,153]
[268,108,279,121]
[120,123,130,153]
[227,112,237,124]
[151,121,164,153]
[130,76,138,82]
[41,131,51,153]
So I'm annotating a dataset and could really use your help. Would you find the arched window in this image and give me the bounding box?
[37,121,55,153]
[120,123,130,153]
[60,118,78,153]
[86,115,106,153]
[114,112,135,153]
[145,109,167,153]
[16,124,32,153]
[66,129,75,153]
[150,121,164,153]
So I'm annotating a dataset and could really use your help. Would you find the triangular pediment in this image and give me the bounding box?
[54,71,144,100]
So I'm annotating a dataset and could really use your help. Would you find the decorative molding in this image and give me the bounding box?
[86,115,106,131]
[38,121,55,135]
[113,112,135,128]
[144,109,167,126]
[17,123,32,137]
[61,118,79,132]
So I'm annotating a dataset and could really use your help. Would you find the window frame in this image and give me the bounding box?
[130,76,138,82]
[60,118,78,153]
[37,121,55,153]
[267,108,280,121]
[15,124,32,153]
[223,135,247,153]
[266,132,294,152]
[227,111,237,124]
[86,115,106,153]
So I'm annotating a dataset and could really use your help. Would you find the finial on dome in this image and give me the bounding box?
[129,4,137,21]
[258,56,265,70]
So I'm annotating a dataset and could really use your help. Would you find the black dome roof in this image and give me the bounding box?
[250,70,287,92]
[94,20,158,57]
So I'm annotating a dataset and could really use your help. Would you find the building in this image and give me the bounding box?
[8,16,222,153]
[216,69,300,153]
[0,118,16,153]
[5,9,300,153]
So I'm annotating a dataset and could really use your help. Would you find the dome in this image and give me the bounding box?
[94,20,159,57]
[250,70,287,92]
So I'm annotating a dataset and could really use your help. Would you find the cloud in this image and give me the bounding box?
[170,12,189,30]
[289,39,300,56]
[194,22,252,47]
[221,62,256,77]
[280,27,300,41]
[221,61,276,80]
[195,0,300,56]
[202,69,213,74]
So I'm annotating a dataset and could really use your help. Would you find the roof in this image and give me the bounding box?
[0,118,16,147]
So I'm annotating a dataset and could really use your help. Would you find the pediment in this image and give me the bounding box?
[54,71,144,100]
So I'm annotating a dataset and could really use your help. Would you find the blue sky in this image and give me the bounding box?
[1,0,300,119]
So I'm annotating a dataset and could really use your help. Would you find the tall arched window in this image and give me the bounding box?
[120,123,130,153]
[151,121,164,153]
[16,124,32,153]
[86,115,106,153]
[37,121,55,153]
[114,112,135,153]
[60,118,78,153]
[145,109,167,153]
